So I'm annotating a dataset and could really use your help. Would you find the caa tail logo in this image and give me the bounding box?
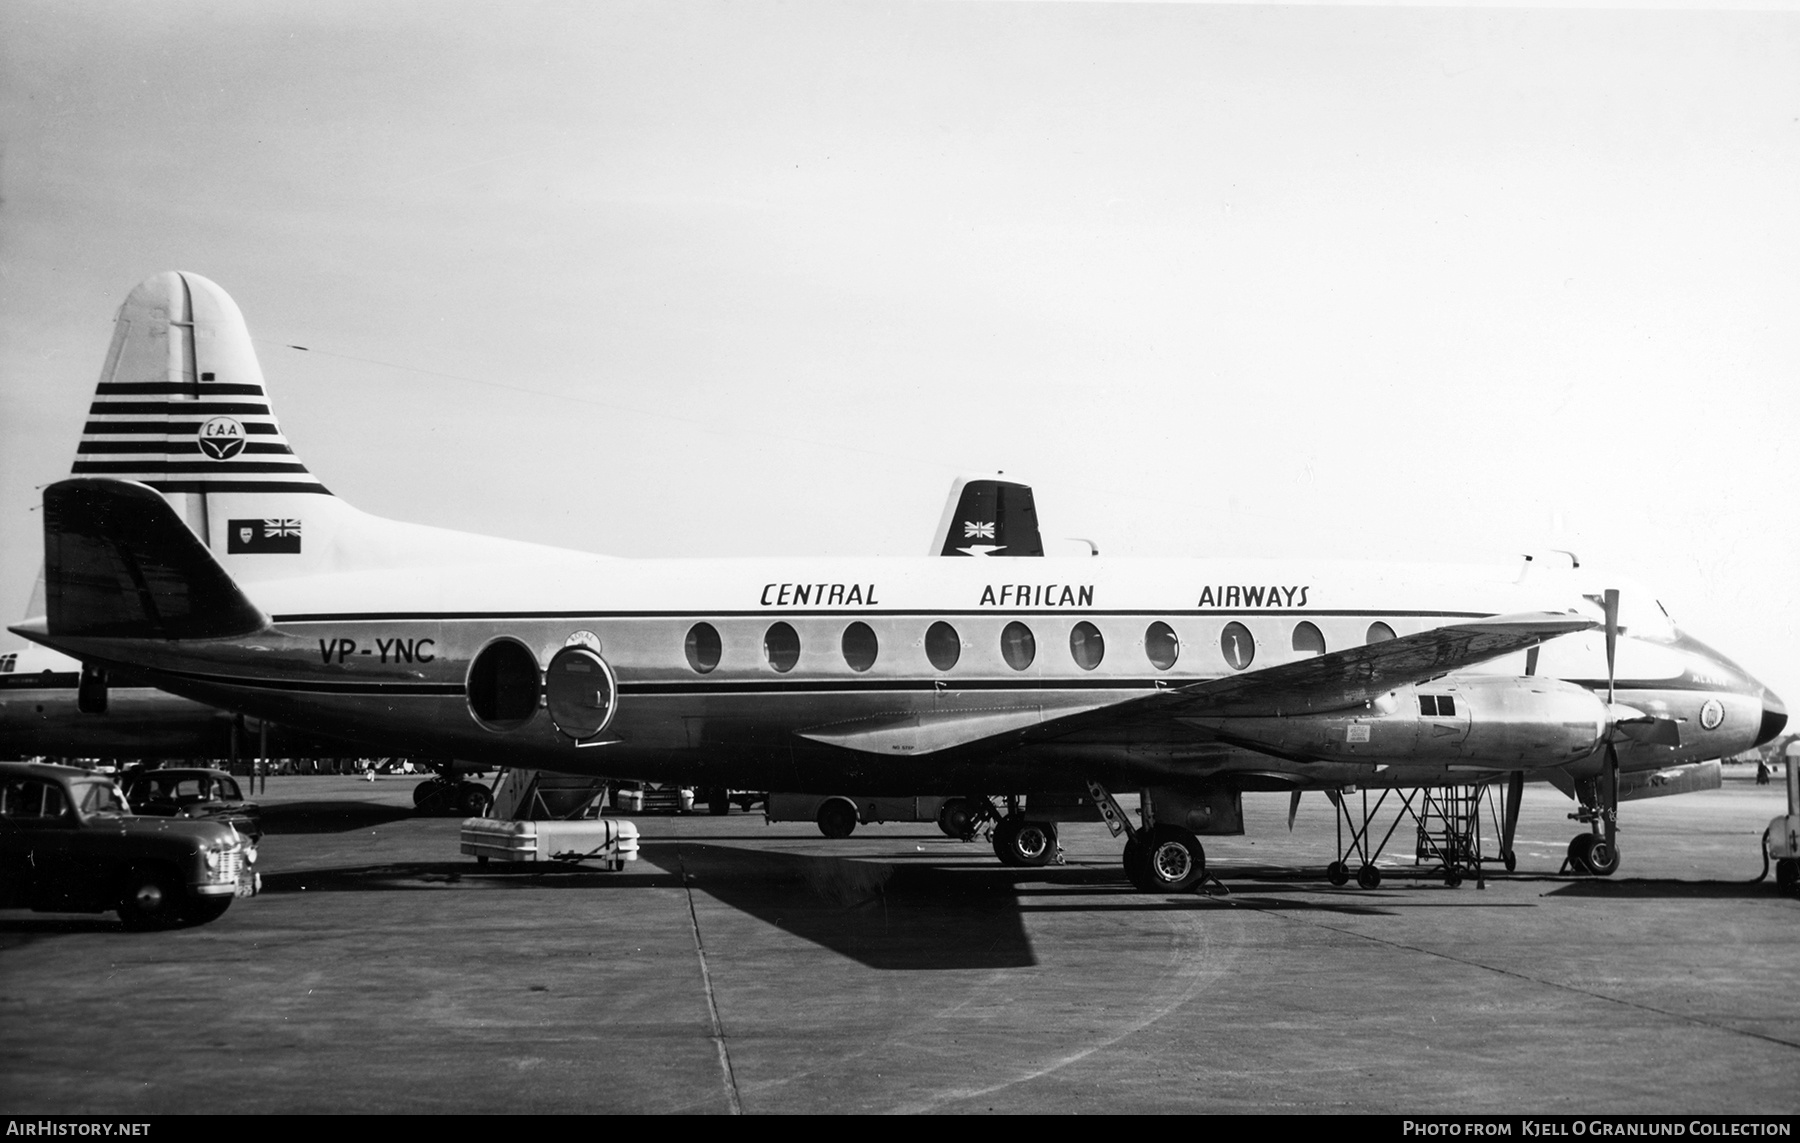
[198,416,247,460]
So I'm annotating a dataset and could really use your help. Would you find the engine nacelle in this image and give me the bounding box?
[1188,676,1607,770]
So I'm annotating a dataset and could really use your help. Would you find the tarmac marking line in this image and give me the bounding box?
[677,841,743,1115]
[1250,899,1800,1054]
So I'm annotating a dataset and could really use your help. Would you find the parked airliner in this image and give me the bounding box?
[11,273,1785,892]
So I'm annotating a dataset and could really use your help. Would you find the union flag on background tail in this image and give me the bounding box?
[227,518,302,554]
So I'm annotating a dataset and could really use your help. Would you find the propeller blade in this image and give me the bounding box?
[1287,789,1302,831]
[1603,587,1620,706]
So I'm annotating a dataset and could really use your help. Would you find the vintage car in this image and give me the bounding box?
[121,766,263,842]
[0,761,259,929]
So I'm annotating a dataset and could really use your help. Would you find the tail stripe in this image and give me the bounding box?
[70,271,330,496]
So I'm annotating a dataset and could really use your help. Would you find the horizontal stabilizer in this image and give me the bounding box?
[39,478,267,639]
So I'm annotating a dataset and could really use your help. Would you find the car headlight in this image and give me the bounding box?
[204,847,222,871]
[243,846,258,865]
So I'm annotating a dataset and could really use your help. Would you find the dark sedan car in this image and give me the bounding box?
[1,761,258,928]
[122,767,263,843]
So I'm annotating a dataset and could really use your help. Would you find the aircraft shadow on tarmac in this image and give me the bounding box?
[1543,877,1792,900]
[259,801,419,834]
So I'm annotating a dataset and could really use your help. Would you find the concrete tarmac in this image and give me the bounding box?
[1,769,1794,1115]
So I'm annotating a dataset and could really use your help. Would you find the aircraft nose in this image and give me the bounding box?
[1755,688,1787,748]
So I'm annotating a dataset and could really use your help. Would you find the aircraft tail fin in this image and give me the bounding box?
[76,271,329,499]
[39,478,267,639]
[60,272,587,586]
[930,476,1045,557]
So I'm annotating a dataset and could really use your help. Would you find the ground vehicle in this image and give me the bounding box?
[610,782,695,814]
[121,766,263,842]
[0,761,259,928]
[766,793,956,839]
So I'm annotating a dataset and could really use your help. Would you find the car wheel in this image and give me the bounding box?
[117,867,183,931]
[816,799,857,839]
[456,782,494,817]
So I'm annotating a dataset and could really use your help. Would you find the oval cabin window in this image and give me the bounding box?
[1366,622,1396,645]
[841,622,878,672]
[1144,621,1179,670]
[764,622,801,673]
[1291,621,1325,658]
[685,623,722,674]
[1220,622,1255,670]
[1069,622,1105,670]
[1001,622,1036,671]
[925,622,962,671]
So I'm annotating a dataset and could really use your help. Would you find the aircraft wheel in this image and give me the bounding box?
[456,782,493,817]
[937,797,977,839]
[1566,834,1595,875]
[117,867,183,931]
[816,799,857,839]
[1122,836,1147,885]
[1326,861,1350,886]
[1129,826,1205,893]
[1776,858,1799,894]
[1355,864,1382,890]
[707,787,731,816]
[413,778,448,808]
[181,896,232,926]
[1584,838,1620,877]
[1502,849,1517,873]
[993,819,1055,867]
[1445,871,1463,888]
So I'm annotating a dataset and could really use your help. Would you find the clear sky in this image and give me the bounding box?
[3,2,1797,703]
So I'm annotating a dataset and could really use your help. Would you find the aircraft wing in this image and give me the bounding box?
[800,612,1596,757]
[1143,612,1595,719]
[1017,611,1598,749]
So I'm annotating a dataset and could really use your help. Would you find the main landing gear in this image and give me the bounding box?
[1087,780,1207,893]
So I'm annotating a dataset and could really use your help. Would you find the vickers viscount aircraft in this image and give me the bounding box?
[10,273,1788,892]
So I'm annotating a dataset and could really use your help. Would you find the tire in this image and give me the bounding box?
[707,787,731,816]
[936,797,976,839]
[992,818,1056,867]
[1129,825,1205,893]
[816,799,857,839]
[1584,837,1620,877]
[181,896,233,926]
[1777,858,1799,894]
[1122,836,1147,885]
[1567,834,1595,875]
[456,782,493,818]
[117,867,184,931]
[1355,864,1382,890]
[1326,861,1350,886]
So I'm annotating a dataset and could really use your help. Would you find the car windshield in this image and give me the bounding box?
[73,779,130,818]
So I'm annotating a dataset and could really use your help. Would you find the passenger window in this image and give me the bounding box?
[1291,621,1325,658]
[1220,622,1255,670]
[1001,622,1036,671]
[841,622,878,672]
[1144,622,1179,670]
[763,622,800,673]
[926,622,961,671]
[1069,622,1105,670]
[685,623,722,674]
[1365,622,1396,644]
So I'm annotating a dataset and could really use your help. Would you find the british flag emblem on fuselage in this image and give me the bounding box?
[964,521,995,539]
